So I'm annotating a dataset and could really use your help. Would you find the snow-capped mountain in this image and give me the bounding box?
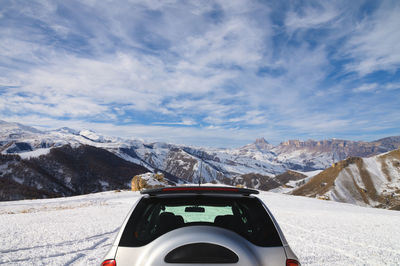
[1,120,400,201]
[292,149,400,210]
[0,145,150,201]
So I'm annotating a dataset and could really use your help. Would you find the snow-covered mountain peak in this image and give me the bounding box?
[79,129,107,142]
[0,120,43,138]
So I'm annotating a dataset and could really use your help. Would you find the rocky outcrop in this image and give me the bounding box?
[131,172,169,191]
[241,138,274,151]
[228,170,307,191]
[274,170,307,185]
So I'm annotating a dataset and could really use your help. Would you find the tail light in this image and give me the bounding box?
[101,259,116,266]
[286,259,300,266]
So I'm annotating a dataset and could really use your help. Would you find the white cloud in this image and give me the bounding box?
[343,2,400,75]
[285,2,340,32]
[153,118,196,126]
[0,0,271,124]
[384,82,400,90]
[353,83,378,93]
[0,0,399,147]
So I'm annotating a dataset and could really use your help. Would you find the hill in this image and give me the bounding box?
[292,149,400,210]
[0,145,149,200]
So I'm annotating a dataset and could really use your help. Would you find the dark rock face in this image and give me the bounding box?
[6,142,33,153]
[0,145,149,201]
[228,170,307,191]
[164,148,198,182]
[230,173,281,190]
[374,136,400,150]
[0,178,60,201]
[274,170,307,185]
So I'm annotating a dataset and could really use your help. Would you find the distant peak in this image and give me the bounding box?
[0,120,43,134]
[250,137,274,151]
[255,137,269,144]
[79,129,102,141]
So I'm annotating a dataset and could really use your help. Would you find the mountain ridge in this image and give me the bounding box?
[1,120,400,202]
[291,149,400,210]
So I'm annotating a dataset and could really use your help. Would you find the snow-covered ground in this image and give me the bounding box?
[0,191,399,265]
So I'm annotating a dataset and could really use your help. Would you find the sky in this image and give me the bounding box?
[0,0,399,147]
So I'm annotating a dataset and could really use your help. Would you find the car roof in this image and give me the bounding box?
[140,186,259,196]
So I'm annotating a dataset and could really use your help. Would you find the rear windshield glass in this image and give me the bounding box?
[119,196,282,247]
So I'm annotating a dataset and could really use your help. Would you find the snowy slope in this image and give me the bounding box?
[293,149,400,209]
[271,170,323,194]
[0,191,399,265]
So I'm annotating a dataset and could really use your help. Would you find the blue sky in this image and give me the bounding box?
[0,0,399,147]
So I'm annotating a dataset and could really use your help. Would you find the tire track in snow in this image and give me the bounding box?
[63,237,108,266]
[0,238,108,265]
[0,228,118,265]
[0,227,119,254]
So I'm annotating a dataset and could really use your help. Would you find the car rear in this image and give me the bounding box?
[102,186,300,266]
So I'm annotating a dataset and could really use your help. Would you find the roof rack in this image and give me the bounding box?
[141,186,259,196]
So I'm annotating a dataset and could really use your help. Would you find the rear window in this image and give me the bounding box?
[119,196,282,247]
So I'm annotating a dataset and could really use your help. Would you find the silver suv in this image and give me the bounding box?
[101,186,300,266]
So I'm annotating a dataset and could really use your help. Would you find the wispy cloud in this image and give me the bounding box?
[285,2,341,32]
[343,1,400,76]
[353,83,378,93]
[0,0,399,146]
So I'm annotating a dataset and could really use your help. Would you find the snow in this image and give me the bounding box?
[12,176,24,184]
[262,193,400,265]
[99,180,109,190]
[271,170,323,194]
[363,157,387,192]
[79,130,103,142]
[1,191,399,265]
[327,164,367,206]
[17,148,51,159]
[321,153,400,207]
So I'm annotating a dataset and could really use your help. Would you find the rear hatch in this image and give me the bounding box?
[115,193,287,265]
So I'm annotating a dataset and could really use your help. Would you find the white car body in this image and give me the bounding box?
[102,186,300,266]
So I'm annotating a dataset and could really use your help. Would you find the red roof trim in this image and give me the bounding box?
[140,186,259,195]
[162,187,239,192]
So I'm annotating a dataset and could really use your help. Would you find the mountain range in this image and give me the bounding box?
[1,120,400,205]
